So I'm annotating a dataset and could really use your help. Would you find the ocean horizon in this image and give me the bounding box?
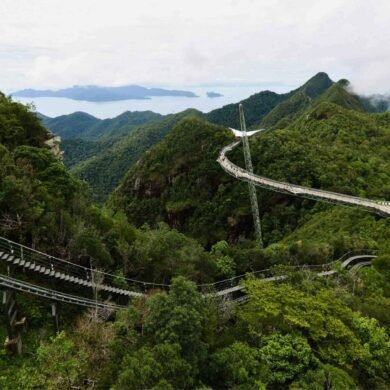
[13,84,293,119]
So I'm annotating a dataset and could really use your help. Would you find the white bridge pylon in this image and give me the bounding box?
[229,128,263,137]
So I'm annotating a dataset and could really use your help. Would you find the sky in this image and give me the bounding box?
[1,0,389,94]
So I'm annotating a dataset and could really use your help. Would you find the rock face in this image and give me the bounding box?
[44,132,63,160]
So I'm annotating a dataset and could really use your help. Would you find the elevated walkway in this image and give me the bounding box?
[218,129,390,216]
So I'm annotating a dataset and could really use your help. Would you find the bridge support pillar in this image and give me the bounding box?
[2,290,26,354]
[239,104,263,247]
[51,302,60,334]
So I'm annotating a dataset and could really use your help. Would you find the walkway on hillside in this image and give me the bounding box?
[0,235,378,306]
[218,128,390,216]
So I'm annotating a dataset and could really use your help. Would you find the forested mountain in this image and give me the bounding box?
[257,72,334,129]
[40,110,165,198]
[205,89,290,129]
[1,74,389,389]
[42,110,162,140]
[110,76,389,255]
[70,109,202,202]
[44,73,332,202]
[43,73,379,205]
[41,109,201,202]
[109,118,240,246]
[205,72,333,129]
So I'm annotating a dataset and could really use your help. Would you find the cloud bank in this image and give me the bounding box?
[1,0,389,93]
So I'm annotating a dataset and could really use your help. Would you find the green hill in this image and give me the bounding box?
[205,72,333,130]
[42,110,165,192]
[42,110,195,202]
[250,102,389,200]
[45,73,337,202]
[110,78,389,252]
[42,110,162,140]
[71,109,202,202]
[42,111,100,138]
[258,72,334,129]
[205,89,291,129]
[1,81,390,390]
[312,79,365,112]
[109,118,240,245]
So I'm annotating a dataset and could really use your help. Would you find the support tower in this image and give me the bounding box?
[239,104,263,247]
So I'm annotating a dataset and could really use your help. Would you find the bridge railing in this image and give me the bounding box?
[0,235,381,298]
[219,140,390,216]
[0,274,125,310]
[0,237,170,294]
[200,248,380,294]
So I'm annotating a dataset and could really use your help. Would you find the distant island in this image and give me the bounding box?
[206,91,223,98]
[12,85,198,102]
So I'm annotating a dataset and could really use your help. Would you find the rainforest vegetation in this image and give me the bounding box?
[0,72,389,389]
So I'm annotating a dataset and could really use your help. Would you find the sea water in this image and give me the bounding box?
[13,85,293,119]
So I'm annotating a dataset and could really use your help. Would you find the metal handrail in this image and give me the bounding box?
[0,274,125,310]
[218,140,390,216]
[0,236,381,295]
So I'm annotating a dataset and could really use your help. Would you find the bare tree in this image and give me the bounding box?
[90,267,116,321]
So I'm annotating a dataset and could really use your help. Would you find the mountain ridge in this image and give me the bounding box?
[71,108,202,202]
[38,72,386,204]
[42,110,163,140]
[109,75,389,248]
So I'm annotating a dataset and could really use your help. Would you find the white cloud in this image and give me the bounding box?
[0,0,389,93]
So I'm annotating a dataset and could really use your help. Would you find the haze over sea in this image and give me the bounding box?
[13,84,293,119]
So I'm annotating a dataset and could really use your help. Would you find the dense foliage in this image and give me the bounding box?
[68,109,201,202]
[249,103,389,200]
[110,117,245,246]
[0,72,389,389]
[111,93,389,260]
[0,93,49,150]
[60,138,101,168]
[257,71,334,129]
[205,89,290,129]
[42,110,162,140]
[3,264,389,389]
